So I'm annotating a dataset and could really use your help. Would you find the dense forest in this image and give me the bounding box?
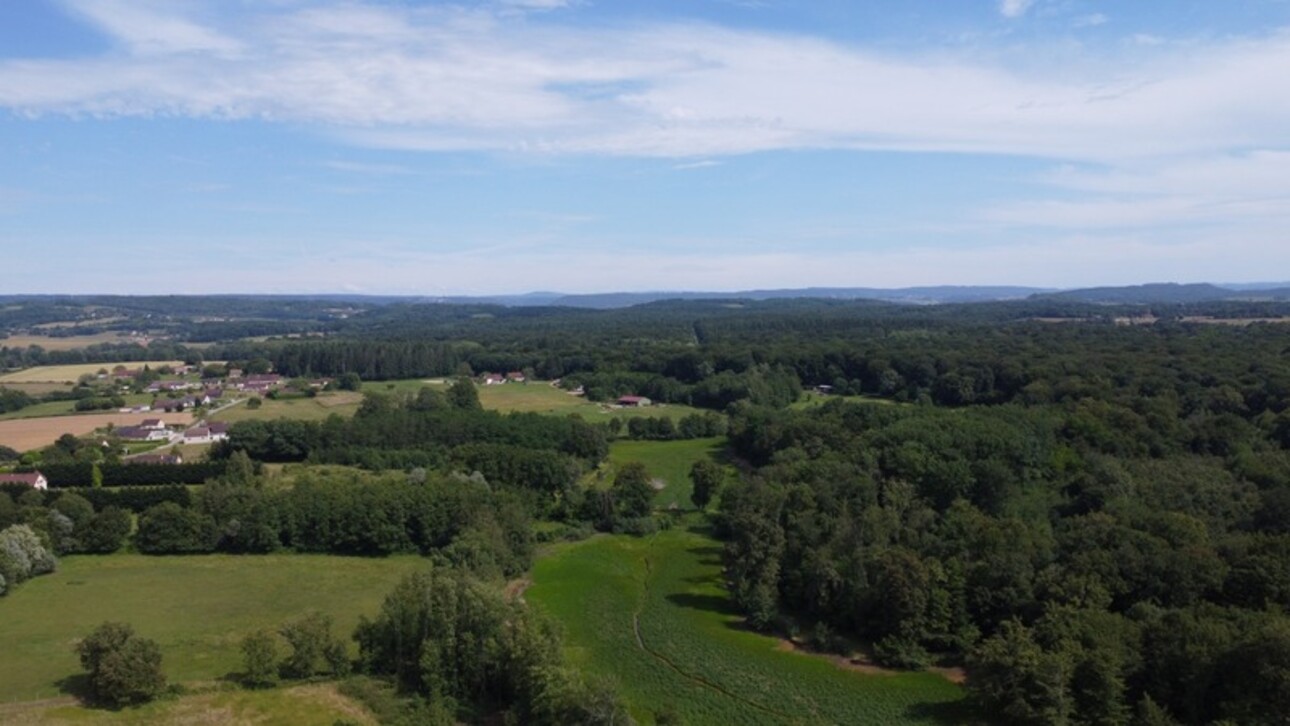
[5,295,1290,723]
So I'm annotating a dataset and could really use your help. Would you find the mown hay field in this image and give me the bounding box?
[0,333,144,352]
[0,362,187,384]
[0,554,427,703]
[0,412,194,452]
[529,521,966,725]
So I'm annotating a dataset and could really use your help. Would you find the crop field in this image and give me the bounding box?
[0,412,195,452]
[0,682,376,725]
[0,554,427,703]
[601,437,728,509]
[0,362,187,384]
[0,332,145,352]
[529,522,966,725]
[211,391,365,424]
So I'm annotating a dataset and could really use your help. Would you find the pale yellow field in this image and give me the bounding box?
[0,332,145,351]
[0,362,187,384]
[0,412,194,452]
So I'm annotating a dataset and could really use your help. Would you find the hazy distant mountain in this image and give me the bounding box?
[542,286,1050,309]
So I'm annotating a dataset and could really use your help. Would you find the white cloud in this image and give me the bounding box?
[59,0,243,57]
[1074,13,1108,28]
[999,0,1035,19]
[0,2,1285,164]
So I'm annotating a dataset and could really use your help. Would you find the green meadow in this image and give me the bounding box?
[529,521,967,726]
[0,554,426,703]
[601,437,728,509]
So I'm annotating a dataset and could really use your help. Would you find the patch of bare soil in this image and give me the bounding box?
[774,637,967,684]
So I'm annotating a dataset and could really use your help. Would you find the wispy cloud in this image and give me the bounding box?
[999,0,1035,19]
[673,159,722,170]
[0,2,1285,165]
[323,160,415,175]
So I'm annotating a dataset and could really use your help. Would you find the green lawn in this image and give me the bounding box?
[211,392,364,423]
[600,437,728,510]
[419,380,711,421]
[0,554,427,703]
[529,522,967,726]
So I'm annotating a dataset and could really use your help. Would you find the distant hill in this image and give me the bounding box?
[1036,283,1290,305]
[544,286,1049,309]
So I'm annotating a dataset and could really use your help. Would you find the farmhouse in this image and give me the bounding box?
[116,425,172,442]
[506,371,526,383]
[0,471,48,490]
[617,395,652,407]
[140,418,166,430]
[183,421,228,444]
[482,373,506,385]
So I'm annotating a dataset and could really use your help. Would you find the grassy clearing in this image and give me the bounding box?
[0,382,77,397]
[599,438,727,509]
[529,522,966,725]
[419,380,710,422]
[0,363,188,385]
[0,554,427,703]
[790,391,902,410]
[0,682,376,725]
[211,392,364,424]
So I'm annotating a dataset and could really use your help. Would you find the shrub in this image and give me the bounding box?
[240,631,280,688]
[75,621,167,706]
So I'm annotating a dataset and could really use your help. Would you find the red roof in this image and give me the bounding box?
[0,471,44,485]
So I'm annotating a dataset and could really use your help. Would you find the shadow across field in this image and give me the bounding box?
[665,592,742,617]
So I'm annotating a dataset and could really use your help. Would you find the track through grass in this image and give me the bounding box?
[530,520,967,725]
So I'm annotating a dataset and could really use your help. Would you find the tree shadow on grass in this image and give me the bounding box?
[904,697,983,725]
[55,673,92,702]
[665,592,742,617]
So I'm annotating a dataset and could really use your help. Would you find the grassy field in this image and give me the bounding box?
[599,437,728,510]
[0,363,187,385]
[0,554,427,703]
[0,399,81,421]
[0,683,376,725]
[0,382,77,397]
[0,412,194,452]
[418,380,710,422]
[529,522,966,725]
[211,392,364,424]
[0,333,145,352]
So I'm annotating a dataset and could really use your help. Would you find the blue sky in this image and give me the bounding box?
[2,1,1289,295]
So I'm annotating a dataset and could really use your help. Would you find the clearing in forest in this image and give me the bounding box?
[529,521,966,725]
[0,553,426,703]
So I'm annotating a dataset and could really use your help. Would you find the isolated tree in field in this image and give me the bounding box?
[689,459,722,511]
[240,630,280,688]
[337,372,362,391]
[246,396,262,410]
[75,622,166,706]
[612,462,653,519]
[280,611,348,678]
[447,378,482,410]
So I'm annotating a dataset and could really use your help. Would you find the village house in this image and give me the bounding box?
[0,471,48,490]
[182,421,229,444]
[506,371,526,383]
[617,395,652,407]
[116,426,172,442]
[482,373,506,385]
